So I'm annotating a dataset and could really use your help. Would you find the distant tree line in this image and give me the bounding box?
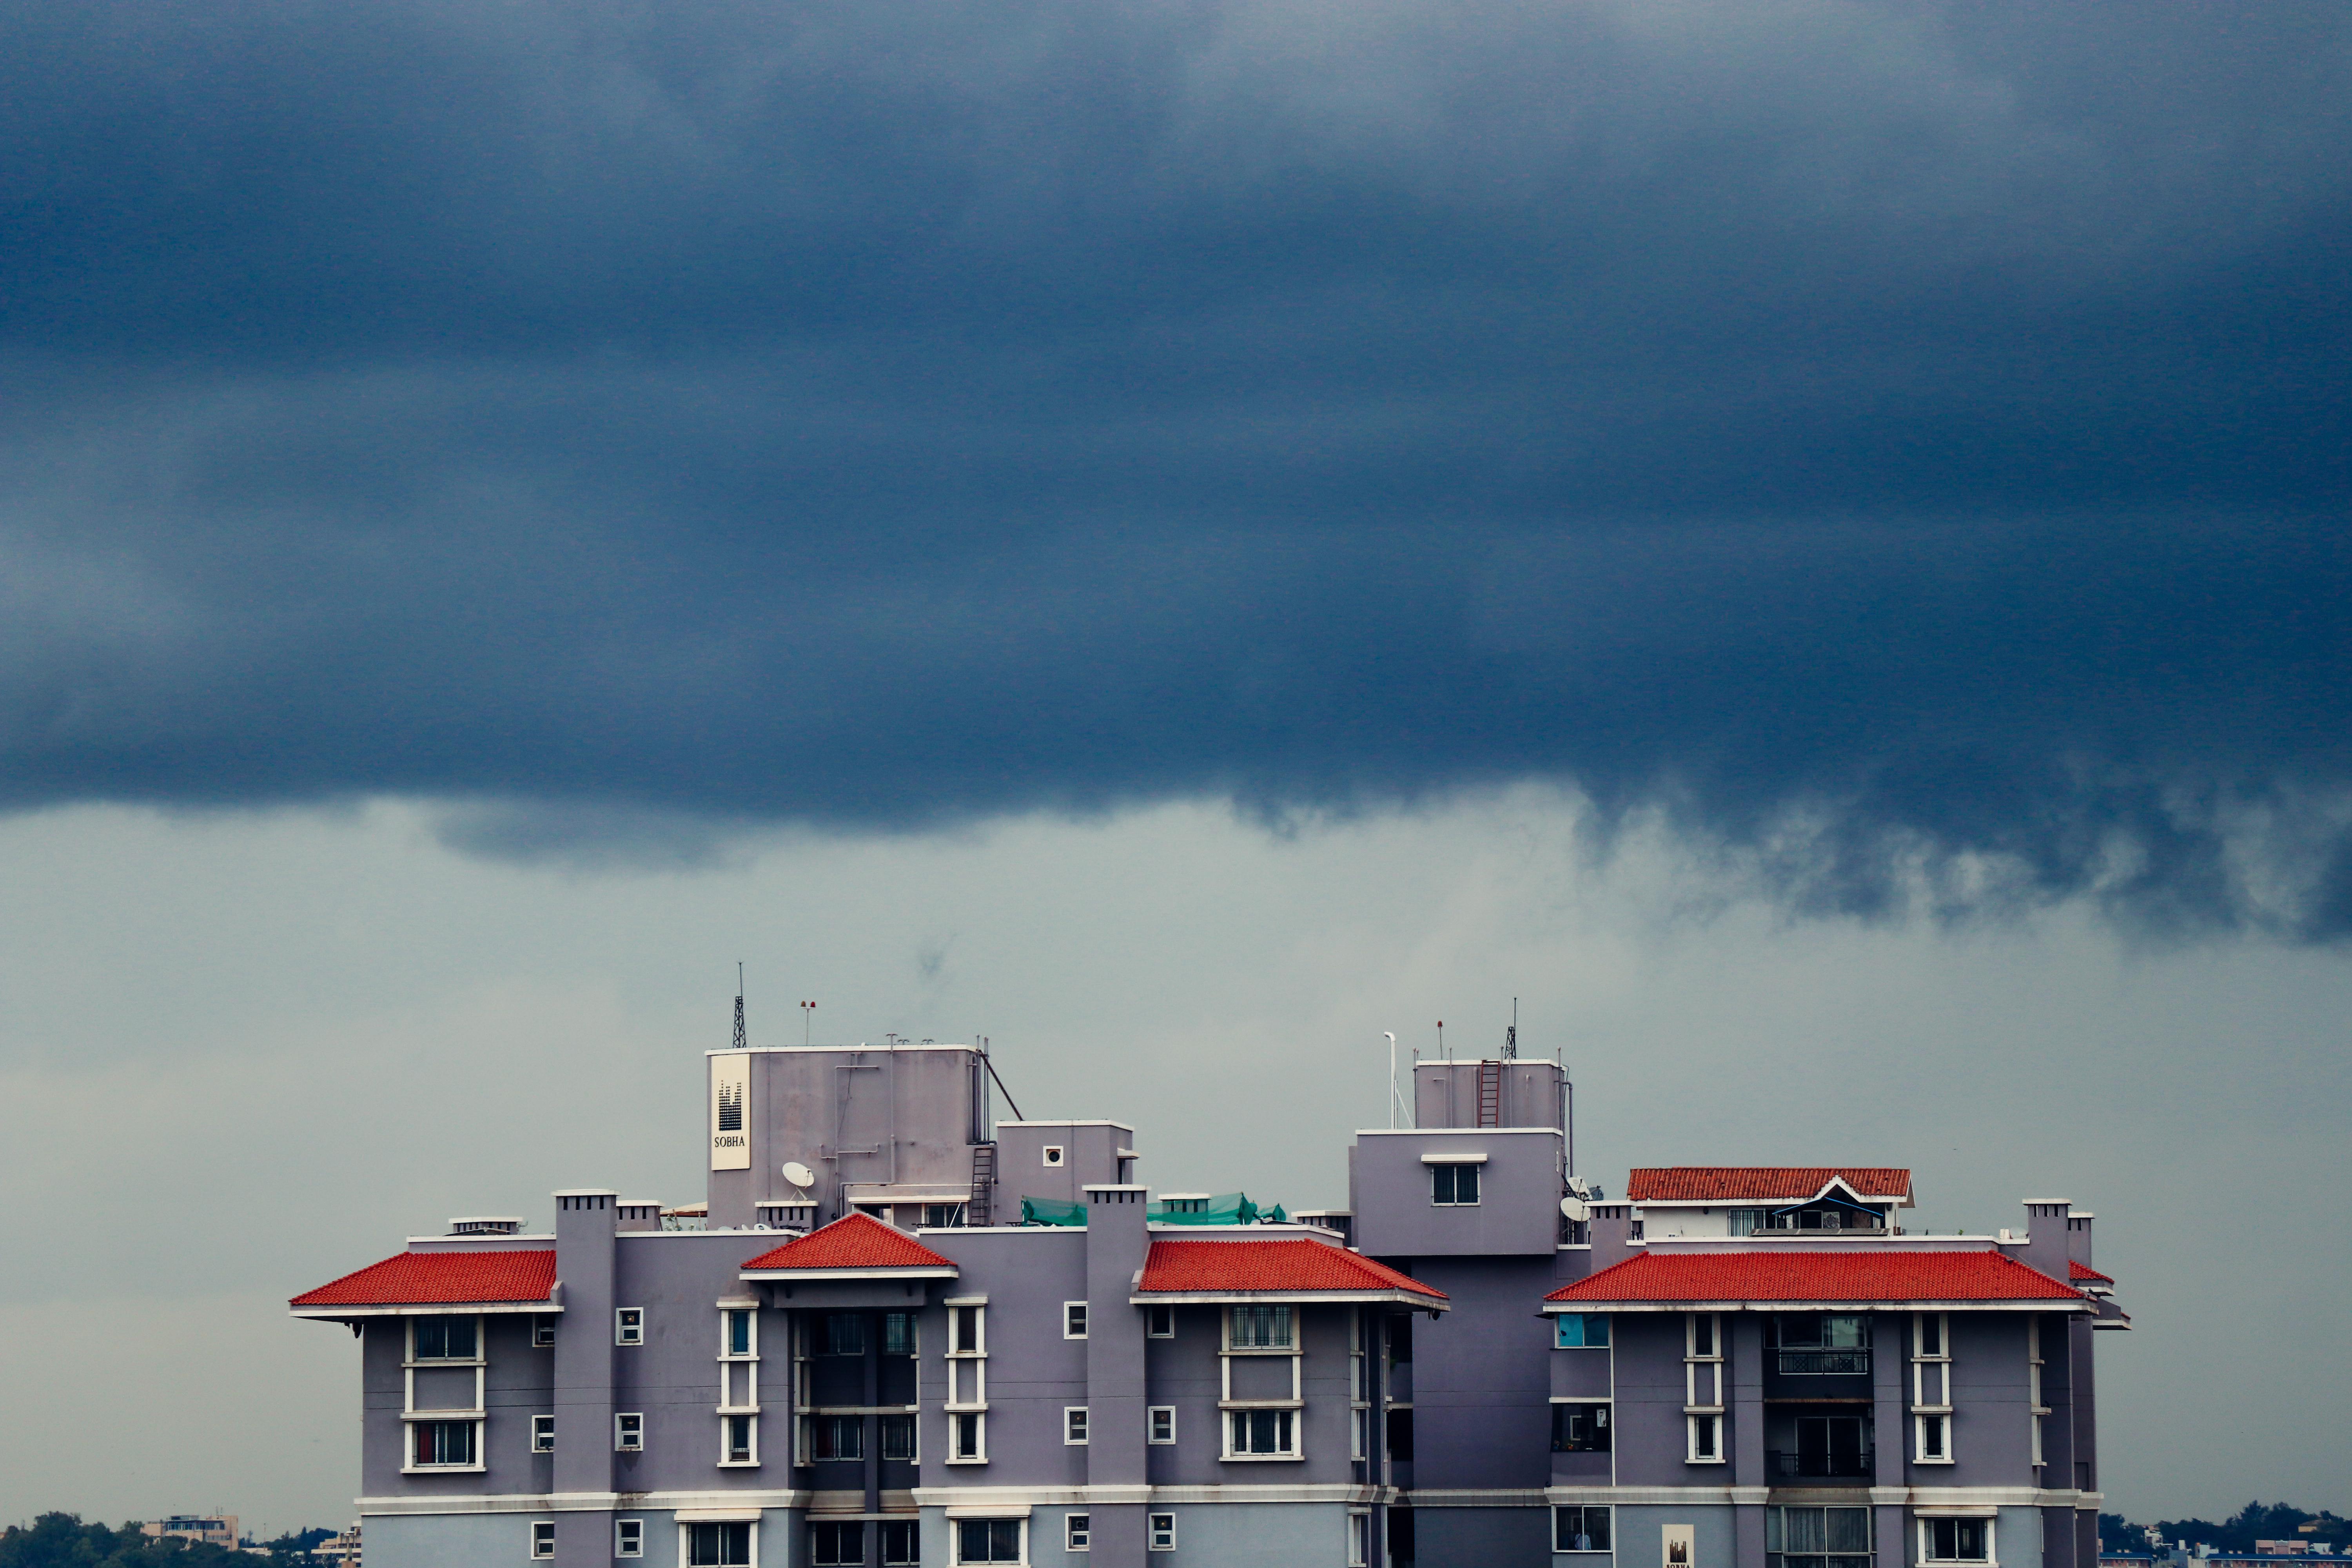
[2102,1504,2352,1556]
[0,1516,336,1567]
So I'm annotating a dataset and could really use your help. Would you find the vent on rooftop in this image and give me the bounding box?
[448,1216,525,1236]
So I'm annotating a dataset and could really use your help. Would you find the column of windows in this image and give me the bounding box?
[1685,1312,1725,1463]
[717,1305,759,1467]
[1912,1312,1953,1464]
[945,1299,989,1463]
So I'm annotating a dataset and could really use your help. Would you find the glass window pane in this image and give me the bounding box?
[1828,1510,1871,1553]
[1826,1316,1864,1349]
[1788,1509,1827,1553]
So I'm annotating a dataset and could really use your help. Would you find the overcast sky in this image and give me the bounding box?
[0,0,2346,1537]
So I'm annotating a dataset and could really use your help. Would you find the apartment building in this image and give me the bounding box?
[292,1040,2125,1567]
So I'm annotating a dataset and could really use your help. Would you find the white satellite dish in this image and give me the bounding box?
[781,1161,815,1189]
[1560,1196,1592,1223]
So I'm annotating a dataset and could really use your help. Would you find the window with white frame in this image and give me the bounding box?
[880,1521,919,1566]
[411,1315,479,1361]
[720,1306,760,1420]
[1555,1506,1613,1553]
[531,1519,555,1559]
[923,1202,967,1228]
[531,1414,555,1453]
[1349,1310,1369,1461]
[1067,1514,1092,1552]
[955,1518,1022,1563]
[1430,1163,1481,1205]
[1555,1313,1610,1348]
[1686,1311,1725,1463]
[1148,1405,1176,1443]
[1148,1514,1176,1552]
[1920,1518,1991,1563]
[1065,1301,1089,1339]
[1065,1406,1090,1445]
[1552,1400,1611,1452]
[811,1521,865,1566]
[410,1421,477,1468]
[1350,1511,1372,1566]
[1769,1506,1872,1568]
[946,1300,989,1463]
[721,1413,758,1466]
[615,1412,643,1451]
[1230,1305,1292,1348]
[2028,1317,2049,1468]
[1147,1304,1175,1338]
[615,1307,644,1347]
[685,1521,753,1566]
[808,1414,863,1461]
[401,1315,485,1474]
[881,1413,917,1462]
[1913,1312,1953,1463]
[531,1314,557,1349]
[1229,1409,1296,1456]
[1222,1304,1302,1459]
[615,1519,643,1558]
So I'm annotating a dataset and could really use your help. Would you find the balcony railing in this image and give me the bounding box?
[1769,1449,1875,1479]
[1777,1350,1871,1375]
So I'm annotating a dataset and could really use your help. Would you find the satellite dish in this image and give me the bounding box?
[781,1161,815,1189]
[1561,1196,1592,1223]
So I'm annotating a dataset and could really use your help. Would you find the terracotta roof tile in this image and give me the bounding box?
[1544,1249,2085,1305]
[292,1249,557,1308]
[2069,1259,2114,1284]
[1139,1238,1446,1300]
[1626,1167,1913,1203]
[741,1212,956,1273]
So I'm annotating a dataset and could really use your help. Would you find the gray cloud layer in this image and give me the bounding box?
[3,3,2348,930]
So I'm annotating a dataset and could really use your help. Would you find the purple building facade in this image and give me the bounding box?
[292,1041,2126,1568]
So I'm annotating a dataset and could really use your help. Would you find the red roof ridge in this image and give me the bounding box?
[291,1249,558,1308]
[2068,1259,2115,1283]
[1137,1237,1446,1301]
[741,1212,957,1274]
[1544,1248,2087,1305]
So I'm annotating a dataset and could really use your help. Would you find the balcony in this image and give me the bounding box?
[1777,1350,1871,1376]
[1769,1448,1875,1480]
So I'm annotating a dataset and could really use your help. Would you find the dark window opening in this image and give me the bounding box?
[1553,1403,1612,1453]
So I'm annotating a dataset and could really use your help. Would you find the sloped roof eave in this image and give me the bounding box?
[1130,1287,1447,1310]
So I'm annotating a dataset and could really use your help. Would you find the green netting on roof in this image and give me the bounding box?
[1146,1192,1263,1225]
[1019,1196,1087,1227]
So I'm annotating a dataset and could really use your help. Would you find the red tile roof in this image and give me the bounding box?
[1138,1239,1446,1301]
[291,1249,557,1308]
[1544,1250,2086,1305]
[740,1212,956,1273]
[1626,1167,1913,1203]
[2069,1260,2114,1284]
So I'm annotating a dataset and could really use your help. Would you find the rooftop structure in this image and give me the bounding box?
[294,1028,2123,1568]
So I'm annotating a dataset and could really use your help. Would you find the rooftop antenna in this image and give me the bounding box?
[1504,997,1518,1061]
[733,964,747,1052]
[801,1000,815,1046]
[1437,1020,1445,1062]
[1384,1033,1410,1130]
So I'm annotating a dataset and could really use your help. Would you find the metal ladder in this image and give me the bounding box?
[1477,1060,1503,1127]
[968,1142,998,1227]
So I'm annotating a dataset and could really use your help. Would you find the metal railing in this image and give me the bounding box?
[1777,1350,1871,1375]
[1769,1449,1875,1479]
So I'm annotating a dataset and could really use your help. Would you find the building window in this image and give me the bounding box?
[1229,1305,1293,1349]
[1731,1208,1764,1236]
[1430,1163,1481,1205]
[615,1308,644,1347]
[1769,1506,1873,1568]
[1350,1512,1371,1566]
[531,1315,557,1348]
[822,1314,866,1356]
[1916,1413,1950,1463]
[1556,1506,1614,1553]
[1065,1302,1089,1339]
[885,1311,919,1357]
[881,1521,919,1566]
[881,1413,918,1461]
[1921,1519,1991,1563]
[1554,1314,1610,1348]
[723,1413,757,1465]
[952,1411,985,1462]
[1149,1514,1176,1552]
[411,1421,477,1468]
[1774,1313,1870,1375]
[1042,1145,1065,1167]
[812,1521,866,1566]
[1148,1406,1176,1444]
[1386,1407,1414,1461]
[725,1309,756,1357]
[1552,1402,1611,1452]
[1688,1413,1722,1463]
[949,1304,985,1356]
[615,1519,643,1558]
[531,1520,555,1559]
[810,1415,863,1461]
[411,1316,478,1361]
[615,1413,643,1451]
[956,1519,1022,1563]
[1067,1514,1092,1551]
[1147,1304,1175,1338]
[1065,1407,1090,1445]
[1229,1409,1296,1456]
[923,1202,967,1228]
[686,1522,753,1566]
[531,1414,555,1453]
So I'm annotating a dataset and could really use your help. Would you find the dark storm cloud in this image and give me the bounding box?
[2,2,2349,931]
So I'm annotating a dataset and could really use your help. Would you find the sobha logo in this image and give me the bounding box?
[717,1081,745,1134]
[710,1054,752,1170]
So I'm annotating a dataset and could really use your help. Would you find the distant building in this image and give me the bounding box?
[291,1036,2127,1567]
[316,1522,363,1565]
[143,1515,238,1549]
